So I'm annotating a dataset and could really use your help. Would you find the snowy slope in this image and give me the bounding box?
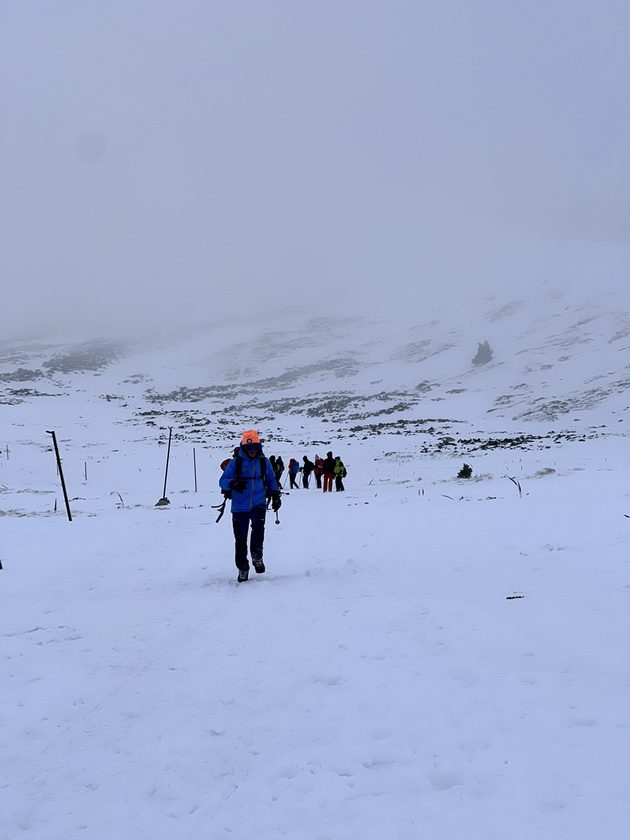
[3,286,630,437]
[1,288,630,839]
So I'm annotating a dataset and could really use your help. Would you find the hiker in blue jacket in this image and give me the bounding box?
[219,430,281,582]
[288,457,300,489]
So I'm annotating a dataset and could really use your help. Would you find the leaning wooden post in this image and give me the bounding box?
[162,427,173,498]
[156,427,173,506]
[46,430,72,521]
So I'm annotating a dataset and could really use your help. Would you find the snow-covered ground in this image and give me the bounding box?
[2,293,630,838]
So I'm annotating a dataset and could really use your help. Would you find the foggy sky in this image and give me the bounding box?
[2,0,629,337]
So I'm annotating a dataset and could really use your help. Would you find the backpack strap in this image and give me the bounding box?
[234,452,268,489]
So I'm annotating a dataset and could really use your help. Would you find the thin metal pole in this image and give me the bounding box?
[46,430,72,522]
[193,447,198,493]
[162,427,173,499]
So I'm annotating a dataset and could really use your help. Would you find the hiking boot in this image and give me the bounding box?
[237,568,249,583]
[252,559,265,574]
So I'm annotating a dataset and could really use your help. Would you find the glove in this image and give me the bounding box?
[221,489,232,499]
[271,491,282,512]
[229,479,247,493]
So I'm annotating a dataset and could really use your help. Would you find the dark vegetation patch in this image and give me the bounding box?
[11,387,63,397]
[456,434,543,450]
[347,418,458,436]
[514,378,630,421]
[145,358,363,404]
[123,373,153,385]
[145,387,422,424]
[145,384,240,403]
[1,388,63,403]
[305,391,415,419]
[373,428,603,459]
[435,429,598,455]
[0,340,56,367]
[43,339,128,373]
[344,402,415,421]
[472,340,493,366]
[0,368,44,382]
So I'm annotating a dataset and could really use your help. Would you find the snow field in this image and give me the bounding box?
[2,432,629,839]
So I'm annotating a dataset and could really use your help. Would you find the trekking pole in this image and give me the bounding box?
[274,489,287,525]
[211,497,228,522]
[156,427,172,506]
[46,430,72,522]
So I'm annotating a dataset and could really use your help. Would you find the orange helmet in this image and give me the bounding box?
[241,430,260,445]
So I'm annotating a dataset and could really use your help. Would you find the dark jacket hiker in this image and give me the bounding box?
[302,456,315,488]
[271,455,285,487]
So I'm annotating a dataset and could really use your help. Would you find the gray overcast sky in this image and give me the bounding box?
[2,0,629,337]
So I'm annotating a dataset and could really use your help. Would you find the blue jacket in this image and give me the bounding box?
[219,446,278,512]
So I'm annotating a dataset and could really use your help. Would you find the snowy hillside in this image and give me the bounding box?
[2,287,630,839]
[2,286,630,446]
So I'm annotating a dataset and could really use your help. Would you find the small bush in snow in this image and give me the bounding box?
[472,340,493,366]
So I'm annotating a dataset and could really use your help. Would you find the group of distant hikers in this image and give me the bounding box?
[275,453,347,492]
[218,430,347,583]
